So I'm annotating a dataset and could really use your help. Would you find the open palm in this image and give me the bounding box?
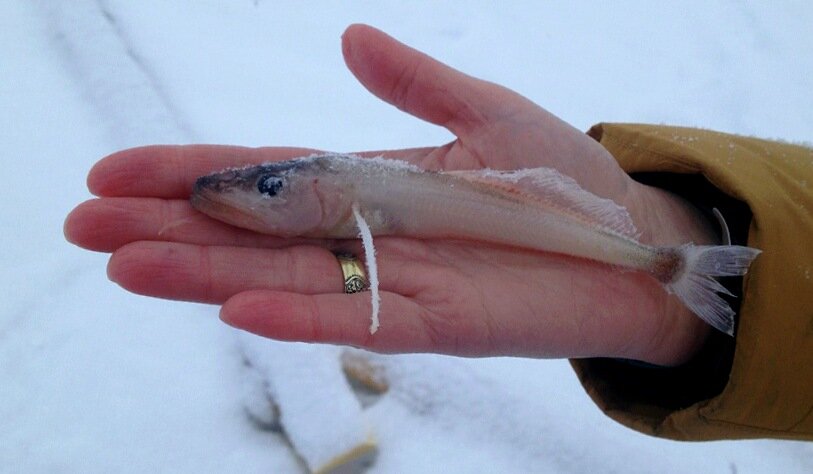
[65,25,713,365]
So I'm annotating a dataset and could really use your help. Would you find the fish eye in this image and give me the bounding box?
[257,175,284,197]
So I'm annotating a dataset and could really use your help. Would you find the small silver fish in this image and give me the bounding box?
[191,153,760,335]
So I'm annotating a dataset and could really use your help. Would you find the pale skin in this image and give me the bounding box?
[64,24,716,366]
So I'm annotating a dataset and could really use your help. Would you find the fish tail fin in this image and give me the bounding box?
[663,245,761,336]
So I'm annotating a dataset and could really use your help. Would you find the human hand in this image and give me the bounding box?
[65,24,715,365]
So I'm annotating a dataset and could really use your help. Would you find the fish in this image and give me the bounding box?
[191,153,761,336]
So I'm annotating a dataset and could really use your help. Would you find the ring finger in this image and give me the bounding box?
[106,240,422,304]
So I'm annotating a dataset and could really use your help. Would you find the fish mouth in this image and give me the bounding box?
[191,168,266,226]
[190,189,265,232]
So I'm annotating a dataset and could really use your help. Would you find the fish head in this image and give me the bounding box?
[191,158,351,237]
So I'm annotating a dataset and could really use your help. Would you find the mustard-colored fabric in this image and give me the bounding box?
[571,123,813,440]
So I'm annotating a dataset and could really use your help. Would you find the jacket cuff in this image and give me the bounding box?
[571,123,813,440]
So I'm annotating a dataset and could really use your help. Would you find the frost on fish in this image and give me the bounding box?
[191,153,761,336]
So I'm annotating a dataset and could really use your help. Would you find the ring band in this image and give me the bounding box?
[336,254,368,294]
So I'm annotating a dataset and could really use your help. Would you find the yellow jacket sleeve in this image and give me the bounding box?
[571,123,813,441]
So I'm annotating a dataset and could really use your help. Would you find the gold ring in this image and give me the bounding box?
[336,254,368,294]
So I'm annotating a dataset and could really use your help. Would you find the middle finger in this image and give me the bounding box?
[66,197,323,252]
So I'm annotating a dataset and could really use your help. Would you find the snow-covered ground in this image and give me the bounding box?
[2,1,812,472]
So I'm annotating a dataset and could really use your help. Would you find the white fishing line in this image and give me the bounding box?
[352,203,380,334]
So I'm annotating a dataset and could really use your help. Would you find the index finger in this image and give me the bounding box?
[88,145,318,198]
[87,145,439,199]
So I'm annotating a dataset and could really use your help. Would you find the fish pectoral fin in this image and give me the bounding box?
[447,168,639,239]
[352,203,381,335]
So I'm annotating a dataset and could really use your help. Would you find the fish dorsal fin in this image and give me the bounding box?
[447,168,639,239]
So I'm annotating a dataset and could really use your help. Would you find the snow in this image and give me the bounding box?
[238,335,374,472]
[2,1,812,473]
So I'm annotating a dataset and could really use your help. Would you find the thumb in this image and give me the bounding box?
[341,24,531,140]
